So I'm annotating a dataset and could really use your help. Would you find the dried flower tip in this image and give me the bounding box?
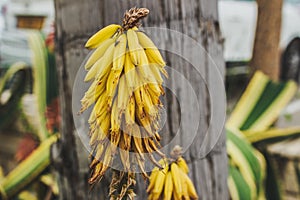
[122,7,149,30]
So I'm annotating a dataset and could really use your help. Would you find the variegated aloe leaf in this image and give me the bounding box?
[0,135,57,199]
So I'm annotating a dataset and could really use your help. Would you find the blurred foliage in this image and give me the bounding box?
[0,62,30,129]
[227,71,300,200]
[0,28,59,200]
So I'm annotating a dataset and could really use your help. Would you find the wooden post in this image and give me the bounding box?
[53,0,227,199]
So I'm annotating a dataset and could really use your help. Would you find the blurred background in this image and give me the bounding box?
[0,0,57,199]
[220,0,300,108]
[0,0,299,199]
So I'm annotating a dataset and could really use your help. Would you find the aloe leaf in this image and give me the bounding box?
[227,128,265,198]
[264,154,282,200]
[227,71,297,132]
[40,174,59,195]
[244,127,300,143]
[0,62,30,129]
[228,165,252,200]
[227,71,269,129]
[0,62,27,94]
[0,135,57,198]
[27,31,50,141]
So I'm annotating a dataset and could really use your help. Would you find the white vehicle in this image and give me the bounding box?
[219,0,300,82]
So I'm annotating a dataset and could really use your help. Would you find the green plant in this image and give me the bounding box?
[0,62,30,129]
[227,128,266,200]
[0,135,58,199]
[27,31,51,141]
[227,70,299,200]
[0,29,59,199]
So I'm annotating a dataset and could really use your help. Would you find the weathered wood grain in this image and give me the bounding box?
[54,0,227,199]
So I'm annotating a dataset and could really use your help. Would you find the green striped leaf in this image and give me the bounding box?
[227,71,269,129]
[27,31,50,141]
[265,154,282,200]
[227,138,257,198]
[227,71,297,132]
[244,127,300,143]
[45,48,59,104]
[226,129,265,198]
[0,62,27,94]
[0,62,30,128]
[228,165,252,200]
[0,135,57,198]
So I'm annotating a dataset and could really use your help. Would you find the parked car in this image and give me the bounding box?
[219,0,300,82]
